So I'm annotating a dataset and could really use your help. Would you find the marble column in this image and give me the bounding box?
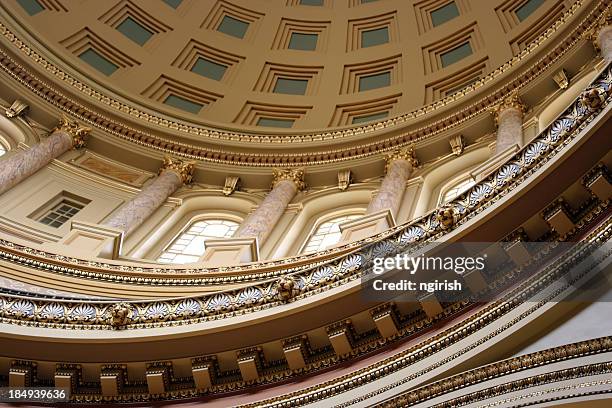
[494,92,527,155]
[0,115,89,195]
[597,20,612,63]
[366,147,418,219]
[103,157,194,235]
[236,168,305,245]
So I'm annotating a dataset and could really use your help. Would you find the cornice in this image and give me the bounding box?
[0,61,609,292]
[0,1,605,166]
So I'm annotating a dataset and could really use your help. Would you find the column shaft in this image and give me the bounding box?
[0,130,72,195]
[366,159,412,218]
[598,25,612,63]
[236,179,297,244]
[104,170,182,234]
[495,107,524,154]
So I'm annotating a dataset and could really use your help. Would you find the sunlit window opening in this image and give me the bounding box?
[441,178,476,204]
[157,219,240,264]
[302,214,362,253]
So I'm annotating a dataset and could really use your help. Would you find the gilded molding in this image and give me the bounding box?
[159,156,195,185]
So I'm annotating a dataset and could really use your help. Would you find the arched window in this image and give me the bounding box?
[302,214,362,254]
[0,144,6,157]
[157,219,240,264]
[440,178,475,204]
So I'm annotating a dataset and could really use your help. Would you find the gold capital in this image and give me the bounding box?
[386,146,419,172]
[491,92,527,125]
[54,114,91,149]
[160,156,195,184]
[272,168,306,191]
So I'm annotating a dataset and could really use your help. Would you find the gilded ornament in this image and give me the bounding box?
[159,156,195,184]
[109,302,133,328]
[435,205,458,229]
[580,87,607,110]
[449,134,464,156]
[385,146,419,172]
[271,168,306,191]
[54,114,90,148]
[491,92,528,126]
[275,275,299,301]
[337,169,352,191]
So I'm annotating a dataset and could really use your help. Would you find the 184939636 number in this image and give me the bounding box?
[0,387,70,402]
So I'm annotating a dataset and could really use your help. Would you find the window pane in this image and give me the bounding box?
[442,179,475,203]
[361,27,389,48]
[116,17,154,46]
[17,0,44,15]
[79,49,119,76]
[352,111,388,124]
[300,0,323,5]
[431,2,460,27]
[257,118,295,128]
[516,0,544,21]
[358,71,390,91]
[0,145,6,157]
[164,95,204,114]
[38,200,84,228]
[191,58,227,81]
[274,78,308,95]
[302,214,362,253]
[289,33,318,51]
[217,16,249,39]
[440,42,472,67]
[157,219,240,264]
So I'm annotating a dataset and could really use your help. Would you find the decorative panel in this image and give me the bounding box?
[253,63,323,95]
[143,75,222,113]
[421,23,483,74]
[340,55,401,94]
[424,58,489,102]
[70,152,153,187]
[414,0,470,34]
[60,28,140,74]
[172,39,244,83]
[201,0,264,42]
[329,93,400,126]
[234,102,312,127]
[347,11,398,51]
[272,18,330,51]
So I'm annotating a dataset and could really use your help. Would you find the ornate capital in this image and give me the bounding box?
[272,168,306,191]
[159,156,195,184]
[491,92,527,125]
[54,114,91,149]
[386,146,419,171]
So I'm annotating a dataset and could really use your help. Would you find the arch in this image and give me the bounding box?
[438,175,476,205]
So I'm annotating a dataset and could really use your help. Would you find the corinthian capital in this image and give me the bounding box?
[491,92,527,125]
[54,114,91,148]
[159,156,195,184]
[272,168,306,191]
[386,146,419,171]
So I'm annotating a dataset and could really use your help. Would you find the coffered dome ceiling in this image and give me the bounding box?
[0,0,600,165]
